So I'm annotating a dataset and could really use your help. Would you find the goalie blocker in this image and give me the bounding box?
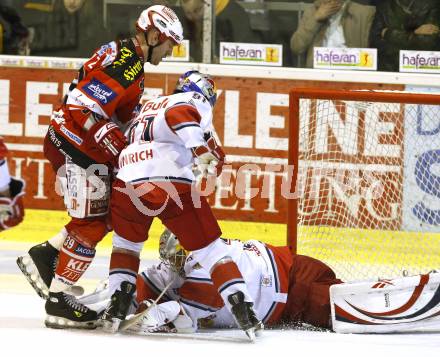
[330,271,440,333]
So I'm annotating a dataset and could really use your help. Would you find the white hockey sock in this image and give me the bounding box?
[47,228,68,250]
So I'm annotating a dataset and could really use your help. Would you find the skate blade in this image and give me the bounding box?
[245,322,264,342]
[16,254,49,300]
[45,315,97,330]
[102,318,121,333]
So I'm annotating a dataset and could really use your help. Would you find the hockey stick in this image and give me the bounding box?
[118,278,175,331]
[127,329,249,343]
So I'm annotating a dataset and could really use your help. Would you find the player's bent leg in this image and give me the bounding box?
[101,189,154,332]
[160,193,263,340]
[191,239,264,340]
[330,271,440,333]
[101,234,144,332]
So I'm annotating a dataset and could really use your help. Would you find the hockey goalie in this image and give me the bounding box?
[81,229,440,335]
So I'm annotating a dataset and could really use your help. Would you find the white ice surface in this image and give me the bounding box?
[1,245,440,357]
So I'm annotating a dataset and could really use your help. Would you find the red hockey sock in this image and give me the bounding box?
[51,235,96,292]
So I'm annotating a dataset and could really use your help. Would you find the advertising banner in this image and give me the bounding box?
[0,59,403,225]
[219,42,283,66]
[402,86,440,232]
[400,51,440,74]
[313,47,377,71]
[163,40,190,62]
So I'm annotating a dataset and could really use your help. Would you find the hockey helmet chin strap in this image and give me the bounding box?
[144,30,161,63]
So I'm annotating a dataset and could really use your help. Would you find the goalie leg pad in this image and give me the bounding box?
[331,272,440,333]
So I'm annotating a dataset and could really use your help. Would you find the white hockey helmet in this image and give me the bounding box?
[159,229,187,276]
[136,5,183,45]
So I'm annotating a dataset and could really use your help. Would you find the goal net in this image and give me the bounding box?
[288,88,440,281]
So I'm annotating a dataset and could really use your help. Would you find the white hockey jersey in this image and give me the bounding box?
[138,239,292,329]
[116,92,213,185]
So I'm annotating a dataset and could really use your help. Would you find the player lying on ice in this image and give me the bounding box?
[81,229,440,336]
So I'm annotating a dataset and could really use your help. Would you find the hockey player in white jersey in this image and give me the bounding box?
[112,230,440,335]
[131,229,339,333]
[101,71,263,340]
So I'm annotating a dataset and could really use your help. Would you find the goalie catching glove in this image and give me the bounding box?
[84,121,127,167]
[0,177,25,232]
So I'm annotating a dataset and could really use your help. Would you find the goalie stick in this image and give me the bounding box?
[118,278,175,331]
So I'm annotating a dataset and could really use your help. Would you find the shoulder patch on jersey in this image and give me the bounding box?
[97,42,118,67]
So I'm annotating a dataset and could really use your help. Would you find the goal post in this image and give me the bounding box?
[288,88,440,281]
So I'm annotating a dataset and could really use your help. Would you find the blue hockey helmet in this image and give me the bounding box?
[175,70,217,107]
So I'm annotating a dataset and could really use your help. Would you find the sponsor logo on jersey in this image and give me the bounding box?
[260,274,273,287]
[112,47,134,67]
[74,245,95,257]
[124,60,143,81]
[82,78,117,105]
[60,125,83,145]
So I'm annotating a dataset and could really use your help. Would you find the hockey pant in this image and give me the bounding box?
[109,179,254,310]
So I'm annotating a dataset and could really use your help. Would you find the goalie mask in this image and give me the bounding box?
[174,70,217,107]
[159,229,187,276]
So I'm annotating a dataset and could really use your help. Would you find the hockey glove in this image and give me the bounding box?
[192,145,223,179]
[0,177,25,232]
[84,121,127,167]
[205,133,225,175]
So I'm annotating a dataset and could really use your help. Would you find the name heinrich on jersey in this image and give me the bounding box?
[119,149,154,168]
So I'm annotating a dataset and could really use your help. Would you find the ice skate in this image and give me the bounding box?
[101,281,136,333]
[16,241,58,300]
[228,291,264,341]
[45,291,98,329]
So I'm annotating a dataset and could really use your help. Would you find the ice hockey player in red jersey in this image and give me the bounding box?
[16,5,184,329]
[99,71,264,340]
[0,137,25,232]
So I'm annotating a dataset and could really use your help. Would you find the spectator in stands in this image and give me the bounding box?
[290,0,375,68]
[0,2,31,54]
[13,0,108,58]
[63,0,85,14]
[178,0,260,62]
[369,0,440,72]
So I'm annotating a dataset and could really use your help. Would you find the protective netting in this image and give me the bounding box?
[294,93,440,281]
